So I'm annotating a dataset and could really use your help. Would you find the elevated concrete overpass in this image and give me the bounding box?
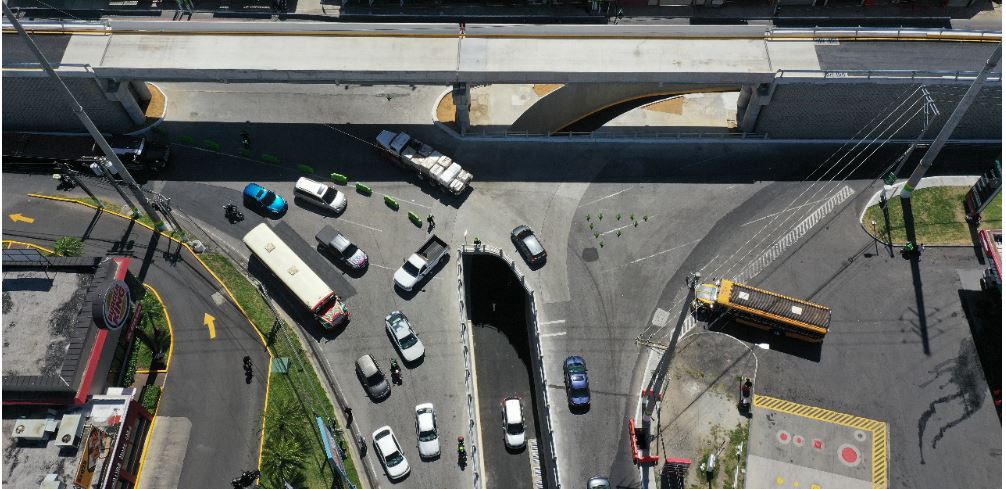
[2,21,1001,137]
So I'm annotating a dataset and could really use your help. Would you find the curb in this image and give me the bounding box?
[126,82,170,137]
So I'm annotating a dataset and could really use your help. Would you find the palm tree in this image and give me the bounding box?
[262,435,307,486]
[266,397,302,442]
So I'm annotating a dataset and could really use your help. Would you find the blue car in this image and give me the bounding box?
[243,183,288,216]
[563,356,590,408]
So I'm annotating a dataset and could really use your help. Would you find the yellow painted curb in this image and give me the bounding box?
[25,193,273,472]
[133,283,175,486]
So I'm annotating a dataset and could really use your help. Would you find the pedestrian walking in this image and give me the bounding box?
[240,129,251,150]
[459,22,466,35]
[343,406,354,423]
[427,214,436,230]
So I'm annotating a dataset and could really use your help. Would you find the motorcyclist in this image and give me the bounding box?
[390,359,401,382]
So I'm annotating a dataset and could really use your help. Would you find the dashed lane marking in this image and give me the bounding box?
[577,187,634,208]
[733,185,854,283]
[539,331,567,338]
[539,319,566,326]
[337,218,384,233]
[754,395,888,489]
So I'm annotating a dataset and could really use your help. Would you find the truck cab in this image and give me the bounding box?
[394,235,448,291]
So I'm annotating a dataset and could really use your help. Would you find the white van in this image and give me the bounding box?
[294,177,347,214]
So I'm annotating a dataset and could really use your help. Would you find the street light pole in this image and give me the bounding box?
[3,2,169,231]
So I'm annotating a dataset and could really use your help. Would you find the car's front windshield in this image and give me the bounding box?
[403,261,420,276]
[367,372,384,386]
[322,187,339,204]
[342,244,359,258]
[261,191,276,205]
[567,363,586,374]
[399,333,419,349]
[506,421,524,435]
[570,386,589,398]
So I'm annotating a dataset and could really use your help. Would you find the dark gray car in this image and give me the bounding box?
[356,354,391,400]
[317,225,368,270]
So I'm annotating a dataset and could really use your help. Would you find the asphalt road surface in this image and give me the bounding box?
[1,177,269,489]
[23,81,998,489]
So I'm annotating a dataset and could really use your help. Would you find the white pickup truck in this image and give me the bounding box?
[394,235,449,291]
[376,130,473,195]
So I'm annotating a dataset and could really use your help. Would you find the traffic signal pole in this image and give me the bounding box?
[3,3,169,232]
[900,44,1001,200]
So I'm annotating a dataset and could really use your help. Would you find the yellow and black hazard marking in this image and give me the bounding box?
[755,395,889,489]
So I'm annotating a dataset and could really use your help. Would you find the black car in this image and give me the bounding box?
[511,225,546,265]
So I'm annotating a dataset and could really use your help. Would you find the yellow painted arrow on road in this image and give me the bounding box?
[8,213,35,224]
[203,313,217,339]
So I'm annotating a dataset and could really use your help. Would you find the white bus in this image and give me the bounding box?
[242,223,349,329]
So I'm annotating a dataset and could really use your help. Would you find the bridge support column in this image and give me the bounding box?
[97,78,146,126]
[452,83,471,135]
[737,82,776,133]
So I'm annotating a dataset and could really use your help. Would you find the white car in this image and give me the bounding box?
[415,403,440,458]
[501,396,526,450]
[294,177,347,214]
[385,311,425,362]
[372,426,410,480]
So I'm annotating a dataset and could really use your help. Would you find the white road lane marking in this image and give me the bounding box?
[379,192,432,211]
[337,218,383,232]
[539,319,566,326]
[740,196,834,226]
[540,331,568,338]
[627,239,702,265]
[577,187,634,208]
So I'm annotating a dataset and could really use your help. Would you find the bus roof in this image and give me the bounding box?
[720,279,831,331]
[242,223,333,312]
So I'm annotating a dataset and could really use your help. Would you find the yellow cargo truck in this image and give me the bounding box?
[692,279,831,342]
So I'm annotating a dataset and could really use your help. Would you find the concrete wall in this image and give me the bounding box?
[2,75,137,134]
[754,82,1002,140]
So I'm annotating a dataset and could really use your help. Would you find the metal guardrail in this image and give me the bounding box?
[456,126,768,140]
[459,244,561,489]
[777,69,1003,82]
[769,27,1002,42]
[455,249,483,489]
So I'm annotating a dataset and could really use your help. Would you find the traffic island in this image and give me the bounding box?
[862,183,1001,246]
[655,332,755,489]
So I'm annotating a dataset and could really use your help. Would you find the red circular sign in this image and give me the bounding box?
[101,281,131,330]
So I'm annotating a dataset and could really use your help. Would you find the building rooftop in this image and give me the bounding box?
[2,270,93,378]
[2,393,132,489]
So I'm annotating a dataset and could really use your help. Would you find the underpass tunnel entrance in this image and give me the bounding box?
[464,252,553,489]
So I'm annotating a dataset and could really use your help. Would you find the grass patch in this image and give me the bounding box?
[863,186,1002,245]
[721,423,750,489]
[199,254,360,489]
[140,385,161,413]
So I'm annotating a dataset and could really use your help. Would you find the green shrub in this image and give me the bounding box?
[177,135,196,145]
[53,237,84,257]
[261,154,281,164]
[297,164,314,174]
[384,196,399,210]
[140,385,161,413]
[408,211,422,226]
[330,173,348,185]
[355,183,372,196]
[202,139,220,151]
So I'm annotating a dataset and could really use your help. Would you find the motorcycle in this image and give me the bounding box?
[457,436,467,468]
[224,203,245,224]
[231,470,260,488]
[739,378,753,414]
[390,359,402,385]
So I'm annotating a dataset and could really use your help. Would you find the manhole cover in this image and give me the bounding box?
[582,247,599,262]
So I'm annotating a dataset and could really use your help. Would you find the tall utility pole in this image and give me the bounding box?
[900,43,1002,200]
[3,3,168,231]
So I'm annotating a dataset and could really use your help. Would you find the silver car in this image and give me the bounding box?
[355,354,390,400]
